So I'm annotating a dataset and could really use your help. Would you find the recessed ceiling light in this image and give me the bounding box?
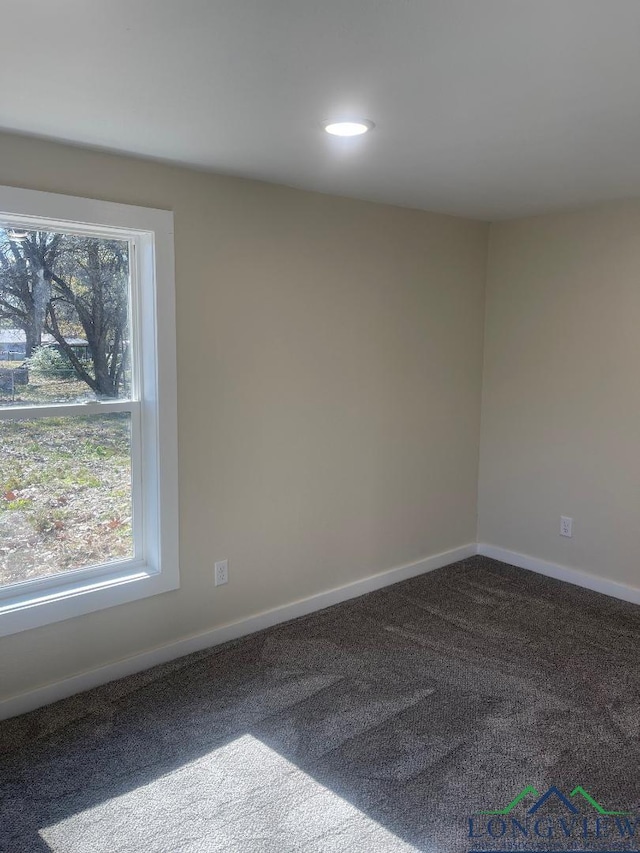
[323,119,374,137]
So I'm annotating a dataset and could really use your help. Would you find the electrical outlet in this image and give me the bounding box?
[560,516,573,538]
[214,559,228,586]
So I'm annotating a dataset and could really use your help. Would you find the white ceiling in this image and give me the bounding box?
[2,1,640,220]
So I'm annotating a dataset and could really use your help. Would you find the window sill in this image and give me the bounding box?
[0,562,179,637]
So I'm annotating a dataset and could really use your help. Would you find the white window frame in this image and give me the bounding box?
[0,185,179,637]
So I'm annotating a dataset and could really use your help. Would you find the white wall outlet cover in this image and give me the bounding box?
[214,560,228,586]
[560,516,573,538]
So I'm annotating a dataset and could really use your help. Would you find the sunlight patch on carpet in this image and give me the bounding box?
[39,734,425,852]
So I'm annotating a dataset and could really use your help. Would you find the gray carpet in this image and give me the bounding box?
[2,555,640,853]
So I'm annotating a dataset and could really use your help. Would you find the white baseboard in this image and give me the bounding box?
[477,543,640,606]
[0,543,476,721]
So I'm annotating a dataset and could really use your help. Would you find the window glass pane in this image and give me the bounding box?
[0,413,133,586]
[0,229,131,406]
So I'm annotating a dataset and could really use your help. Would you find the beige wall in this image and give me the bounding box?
[0,132,488,702]
[479,201,640,586]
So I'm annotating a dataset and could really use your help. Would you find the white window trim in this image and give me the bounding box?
[0,185,179,637]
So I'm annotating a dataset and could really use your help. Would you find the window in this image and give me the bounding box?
[0,186,178,637]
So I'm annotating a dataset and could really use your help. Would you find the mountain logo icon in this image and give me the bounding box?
[476,786,630,816]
